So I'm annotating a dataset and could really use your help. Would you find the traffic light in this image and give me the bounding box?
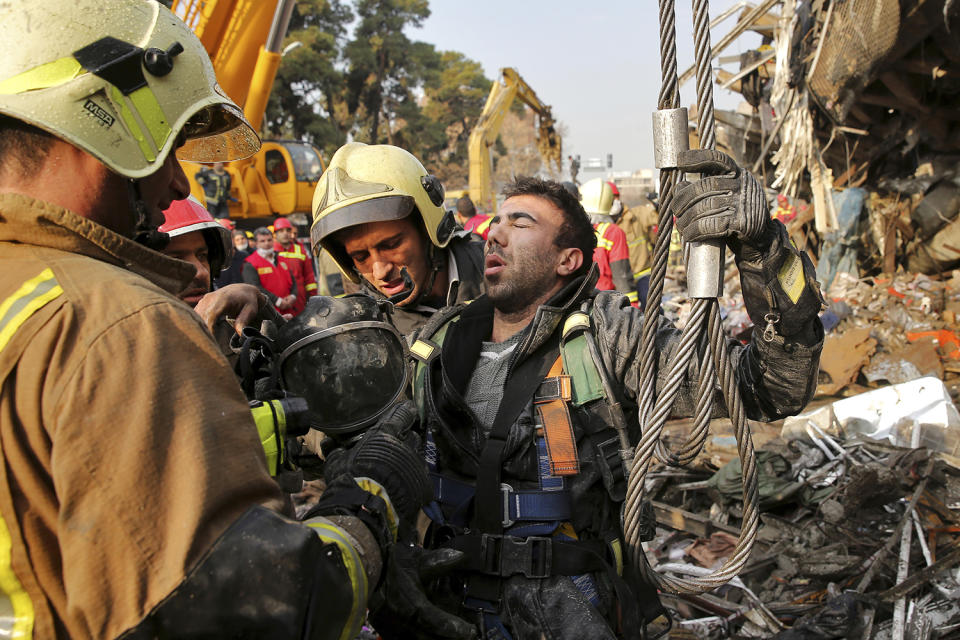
[606,154,613,168]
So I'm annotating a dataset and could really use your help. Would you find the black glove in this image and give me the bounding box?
[671,149,773,262]
[369,542,477,640]
[323,401,432,525]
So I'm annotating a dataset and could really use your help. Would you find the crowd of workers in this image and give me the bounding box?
[0,1,826,638]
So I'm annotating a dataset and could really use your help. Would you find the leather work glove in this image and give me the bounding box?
[369,542,477,640]
[323,401,432,526]
[671,150,824,338]
[671,148,774,262]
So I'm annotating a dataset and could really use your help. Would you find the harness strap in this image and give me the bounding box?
[429,472,572,528]
[534,357,579,476]
[449,533,608,579]
[473,338,559,535]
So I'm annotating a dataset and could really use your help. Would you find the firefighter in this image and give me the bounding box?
[159,196,232,307]
[274,216,317,315]
[311,142,485,335]
[611,184,659,308]
[457,195,493,240]
[0,1,432,637]
[194,161,232,218]
[404,166,824,638]
[580,178,635,299]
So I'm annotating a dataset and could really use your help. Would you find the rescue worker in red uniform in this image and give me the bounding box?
[274,216,317,315]
[465,210,493,240]
[580,178,635,299]
[243,226,298,315]
[455,195,493,240]
[0,2,426,636]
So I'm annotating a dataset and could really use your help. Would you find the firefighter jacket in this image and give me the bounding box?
[591,217,634,296]
[276,239,318,315]
[355,230,486,336]
[409,266,823,639]
[195,168,231,204]
[617,199,659,281]
[0,194,377,639]
[243,250,297,308]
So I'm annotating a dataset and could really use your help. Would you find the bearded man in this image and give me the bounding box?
[398,156,824,639]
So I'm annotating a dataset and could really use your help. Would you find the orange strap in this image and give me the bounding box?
[534,356,579,476]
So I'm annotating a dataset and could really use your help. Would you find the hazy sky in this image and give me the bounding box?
[410,0,764,177]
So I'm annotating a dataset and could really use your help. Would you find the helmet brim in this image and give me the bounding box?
[176,102,260,164]
[312,195,416,282]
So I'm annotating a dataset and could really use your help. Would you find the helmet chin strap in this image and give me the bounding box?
[128,178,170,251]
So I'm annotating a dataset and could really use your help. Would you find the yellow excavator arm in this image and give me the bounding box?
[467,68,562,212]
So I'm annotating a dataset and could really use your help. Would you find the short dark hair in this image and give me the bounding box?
[0,115,55,178]
[502,176,596,277]
[254,226,273,238]
[456,195,476,217]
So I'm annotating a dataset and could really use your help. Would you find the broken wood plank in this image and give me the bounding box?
[651,501,741,538]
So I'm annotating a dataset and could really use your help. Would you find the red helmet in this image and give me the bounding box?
[161,196,234,273]
[607,181,620,197]
[273,217,295,231]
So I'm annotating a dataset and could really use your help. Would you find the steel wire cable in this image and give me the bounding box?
[624,0,761,595]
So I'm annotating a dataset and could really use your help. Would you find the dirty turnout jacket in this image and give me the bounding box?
[0,194,369,639]
[411,269,823,639]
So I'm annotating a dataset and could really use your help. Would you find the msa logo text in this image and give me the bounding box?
[83,100,114,128]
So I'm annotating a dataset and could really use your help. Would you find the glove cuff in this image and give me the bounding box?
[306,475,396,555]
[736,222,825,338]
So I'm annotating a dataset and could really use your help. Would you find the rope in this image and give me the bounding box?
[624,0,761,595]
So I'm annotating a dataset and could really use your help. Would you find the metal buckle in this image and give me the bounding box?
[479,534,553,579]
[500,482,516,527]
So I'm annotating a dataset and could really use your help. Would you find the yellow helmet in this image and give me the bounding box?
[0,0,260,179]
[310,142,450,283]
[580,178,615,215]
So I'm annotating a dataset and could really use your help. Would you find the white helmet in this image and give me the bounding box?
[0,0,260,179]
[580,178,615,216]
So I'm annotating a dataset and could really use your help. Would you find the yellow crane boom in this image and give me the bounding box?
[170,0,324,221]
[468,68,562,212]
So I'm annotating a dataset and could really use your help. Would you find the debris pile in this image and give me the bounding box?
[646,378,960,638]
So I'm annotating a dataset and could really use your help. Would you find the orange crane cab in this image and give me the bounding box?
[171,0,324,224]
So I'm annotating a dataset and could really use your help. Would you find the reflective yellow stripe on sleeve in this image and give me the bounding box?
[0,268,63,354]
[305,283,318,292]
[476,217,492,234]
[0,268,62,639]
[0,516,33,639]
[594,223,613,250]
[302,519,367,640]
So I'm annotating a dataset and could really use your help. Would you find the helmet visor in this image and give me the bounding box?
[279,322,409,435]
[176,103,260,163]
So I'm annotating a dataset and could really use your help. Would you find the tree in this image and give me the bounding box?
[264,0,353,157]
[418,50,491,187]
[342,0,430,144]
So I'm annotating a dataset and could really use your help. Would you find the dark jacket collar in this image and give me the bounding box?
[444,263,600,393]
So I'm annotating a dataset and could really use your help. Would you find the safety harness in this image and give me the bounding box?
[411,305,664,639]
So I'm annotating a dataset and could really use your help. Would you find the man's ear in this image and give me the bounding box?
[556,247,583,277]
